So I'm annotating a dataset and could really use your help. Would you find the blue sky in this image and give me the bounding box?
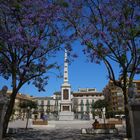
[0,46,107,96]
[0,42,139,97]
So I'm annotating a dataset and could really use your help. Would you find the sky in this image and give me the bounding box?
[0,41,139,97]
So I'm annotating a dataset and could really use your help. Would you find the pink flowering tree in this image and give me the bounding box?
[0,0,71,136]
[59,0,140,138]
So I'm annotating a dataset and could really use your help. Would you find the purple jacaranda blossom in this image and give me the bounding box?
[62,0,140,97]
[0,0,70,97]
[22,19,32,25]
[18,26,24,32]
[30,37,40,45]
[125,19,134,26]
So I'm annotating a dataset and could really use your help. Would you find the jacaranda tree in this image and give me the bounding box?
[0,0,69,136]
[60,0,140,138]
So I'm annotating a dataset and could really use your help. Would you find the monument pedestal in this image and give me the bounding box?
[59,101,74,120]
[59,111,74,120]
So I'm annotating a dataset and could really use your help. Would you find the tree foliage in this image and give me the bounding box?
[0,0,71,136]
[60,0,140,87]
[93,99,107,109]
[0,0,67,92]
[60,0,140,138]
[19,100,37,109]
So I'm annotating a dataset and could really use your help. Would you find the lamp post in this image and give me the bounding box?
[103,108,106,124]
[25,106,30,129]
[101,108,106,127]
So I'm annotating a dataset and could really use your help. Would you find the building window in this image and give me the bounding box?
[91,100,94,112]
[80,100,84,112]
[80,100,84,105]
[81,106,84,112]
[41,100,44,105]
[86,100,90,113]
[47,100,50,106]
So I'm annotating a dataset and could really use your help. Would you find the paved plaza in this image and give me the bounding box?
[5,128,125,140]
[4,120,126,140]
[8,120,95,129]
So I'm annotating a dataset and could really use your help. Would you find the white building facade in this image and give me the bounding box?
[34,88,104,120]
[72,88,104,119]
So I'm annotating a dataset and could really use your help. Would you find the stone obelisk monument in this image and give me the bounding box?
[59,49,74,120]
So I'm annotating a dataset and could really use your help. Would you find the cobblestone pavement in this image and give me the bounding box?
[5,128,125,140]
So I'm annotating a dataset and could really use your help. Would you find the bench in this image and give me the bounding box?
[81,128,118,134]
[32,120,48,125]
[81,123,118,135]
[93,123,115,129]
[108,120,122,125]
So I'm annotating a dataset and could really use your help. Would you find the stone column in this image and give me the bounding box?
[0,86,9,139]
[0,102,8,140]
[129,101,140,140]
[0,103,4,140]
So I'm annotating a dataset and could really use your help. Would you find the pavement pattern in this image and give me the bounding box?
[4,128,126,140]
[4,120,126,140]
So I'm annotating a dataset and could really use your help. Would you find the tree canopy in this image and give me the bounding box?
[60,0,140,137]
[19,100,37,109]
[0,0,73,136]
[93,99,107,109]
[61,0,140,87]
[0,0,70,92]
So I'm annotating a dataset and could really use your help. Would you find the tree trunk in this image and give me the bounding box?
[124,104,132,138]
[123,91,132,138]
[2,91,17,137]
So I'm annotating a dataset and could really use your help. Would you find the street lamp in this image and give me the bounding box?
[25,106,30,129]
[101,108,106,127]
